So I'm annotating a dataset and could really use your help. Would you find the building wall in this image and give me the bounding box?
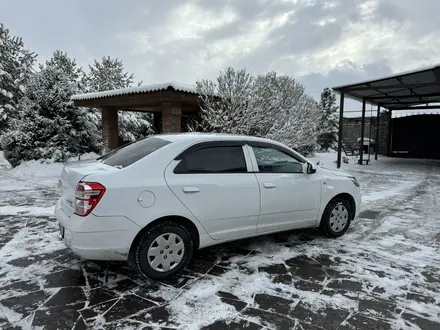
[342,112,389,154]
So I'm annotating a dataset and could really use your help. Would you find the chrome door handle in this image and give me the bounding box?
[263,183,276,189]
[183,186,200,193]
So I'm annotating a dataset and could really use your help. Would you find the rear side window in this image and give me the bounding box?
[174,146,247,174]
[99,137,171,168]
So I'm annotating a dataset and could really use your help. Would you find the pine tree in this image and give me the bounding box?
[85,56,134,92]
[85,56,154,146]
[0,51,101,166]
[318,88,339,151]
[0,23,36,134]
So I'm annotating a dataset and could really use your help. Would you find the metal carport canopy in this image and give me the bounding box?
[331,64,440,168]
[332,64,440,110]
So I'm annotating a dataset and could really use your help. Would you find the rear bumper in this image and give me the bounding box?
[54,199,141,261]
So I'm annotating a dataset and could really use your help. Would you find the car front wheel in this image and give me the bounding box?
[320,198,352,238]
[134,221,193,280]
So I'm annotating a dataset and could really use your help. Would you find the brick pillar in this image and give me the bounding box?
[161,102,182,133]
[101,107,119,151]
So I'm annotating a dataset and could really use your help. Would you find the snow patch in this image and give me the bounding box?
[0,221,65,288]
[0,224,63,263]
[10,160,64,179]
[0,303,24,324]
[361,178,420,204]
[167,278,238,330]
[0,151,11,168]
[8,152,100,180]
[0,205,55,216]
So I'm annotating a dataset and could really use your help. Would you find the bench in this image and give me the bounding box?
[342,143,369,165]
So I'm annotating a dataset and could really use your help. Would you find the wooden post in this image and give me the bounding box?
[101,107,119,151]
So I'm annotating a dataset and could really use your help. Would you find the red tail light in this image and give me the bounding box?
[75,182,106,216]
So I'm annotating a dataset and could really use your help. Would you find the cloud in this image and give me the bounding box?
[300,59,394,96]
[1,0,440,102]
[299,59,394,110]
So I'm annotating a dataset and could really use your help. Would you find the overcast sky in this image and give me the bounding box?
[2,0,440,111]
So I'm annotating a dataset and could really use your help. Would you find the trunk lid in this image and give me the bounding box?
[59,159,117,217]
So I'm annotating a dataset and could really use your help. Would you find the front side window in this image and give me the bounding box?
[174,146,247,174]
[253,146,303,173]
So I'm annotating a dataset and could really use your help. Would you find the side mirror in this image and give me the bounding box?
[303,162,316,174]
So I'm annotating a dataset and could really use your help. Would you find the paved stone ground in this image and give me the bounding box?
[0,158,440,329]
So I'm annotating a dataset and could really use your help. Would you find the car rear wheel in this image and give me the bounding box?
[134,221,193,280]
[320,198,352,238]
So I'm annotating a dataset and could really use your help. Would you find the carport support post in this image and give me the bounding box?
[375,105,380,160]
[101,107,119,152]
[387,110,393,156]
[359,99,367,164]
[337,92,345,169]
[161,102,182,133]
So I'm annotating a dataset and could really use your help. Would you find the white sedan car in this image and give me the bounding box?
[55,133,361,280]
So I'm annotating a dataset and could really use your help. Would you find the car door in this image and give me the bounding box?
[164,141,260,241]
[246,142,321,234]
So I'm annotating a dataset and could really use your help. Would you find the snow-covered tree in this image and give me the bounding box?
[85,56,134,92]
[193,67,256,134]
[0,51,101,166]
[259,74,321,153]
[317,87,339,150]
[0,23,36,134]
[85,56,154,147]
[193,67,321,154]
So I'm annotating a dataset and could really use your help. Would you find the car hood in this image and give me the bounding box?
[317,166,353,178]
[330,169,353,178]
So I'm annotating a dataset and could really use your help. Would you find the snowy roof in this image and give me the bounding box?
[392,109,440,118]
[71,81,198,101]
[332,64,440,109]
[344,109,440,119]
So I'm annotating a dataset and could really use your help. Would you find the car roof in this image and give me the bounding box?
[152,132,310,164]
[155,132,277,144]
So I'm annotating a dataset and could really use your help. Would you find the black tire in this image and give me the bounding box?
[319,197,352,238]
[134,221,193,280]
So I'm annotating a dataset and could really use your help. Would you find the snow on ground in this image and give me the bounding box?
[9,159,64,179]
[0,152,101,195]
[309,151,427,206]
[9,152,99,180]
[0,152,439,330]
[0,205,55,216]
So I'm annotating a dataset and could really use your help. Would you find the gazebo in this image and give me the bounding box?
[71,82,200,150]
[332,64,440,168]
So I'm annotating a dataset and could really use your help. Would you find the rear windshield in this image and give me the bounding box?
[98,137,171,168]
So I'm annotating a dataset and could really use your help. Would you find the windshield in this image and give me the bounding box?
[99,137,171,168]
